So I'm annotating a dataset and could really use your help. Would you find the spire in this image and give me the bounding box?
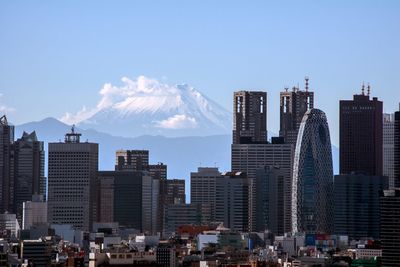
[305,76,309,92]
[361,82,365,95]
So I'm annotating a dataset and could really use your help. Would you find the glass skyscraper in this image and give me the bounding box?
[292,109,333,234]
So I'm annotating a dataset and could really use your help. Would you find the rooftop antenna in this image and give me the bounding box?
[367,83,371,96]
[284,87,289,92]
[305,76,309,92]
[361,82,365,95]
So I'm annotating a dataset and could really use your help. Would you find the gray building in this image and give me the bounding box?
[255,166,286,234]
[334,174,388,240]
[47,127,98,231]
[279,78,314,145]
[215,172,249,232]
[383,113,395,188]
[380,188,400,267]
[13,131,45,223]
[231,142,294,233]
[292,109,334,234]
[190,167,220,221]
[233,91,267,144]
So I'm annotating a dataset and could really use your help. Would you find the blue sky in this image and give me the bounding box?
[1,0,399,145]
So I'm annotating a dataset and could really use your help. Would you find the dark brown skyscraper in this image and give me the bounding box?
[233,91,267,144]
[339,85,383,176]
[279,77,314,145]
[0,115,14,214]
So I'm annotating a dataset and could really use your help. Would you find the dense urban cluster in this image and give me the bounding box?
[0,79,399,267]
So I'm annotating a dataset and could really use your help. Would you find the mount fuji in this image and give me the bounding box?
[61,75,231,137]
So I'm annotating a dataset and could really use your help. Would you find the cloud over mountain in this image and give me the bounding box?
[61,75,231,137]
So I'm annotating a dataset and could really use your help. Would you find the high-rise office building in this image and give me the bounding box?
[115,150,149,171]
[13,131,45,223]
[190,167,220,221]
[96,175,114,223]
[47,127,98,231]
[97,170,159,234]
[231,142,294,232]
[340,88,383,175]
[334,174,388,240]
[279,78,314,145]
[394,106,400,187]
[22,195,47,230]
[0,115,14,214]
[255,166,286,234]
[215,172,249,232]
[383,113,395,187]
[292,109,333,234]
[380,188,400,267]
[233,91,267,144]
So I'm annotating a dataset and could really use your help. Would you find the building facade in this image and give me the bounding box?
[340,89,383,176]
[115,150,149,171]
[394,108,400,187]
[231,142,294,233]
[22,195,47,230]
[380,189,400,267]
[190,167,221,221]
[0,115,14,214]
[279,78,314,145]
[233,91,267,144]
[383,113,395,187]
[334,174,388,240]
[215,172,249,232]
[47,127,98,231]
[13,131,45,223]
[255,166,286,234]
[292,109,333,234]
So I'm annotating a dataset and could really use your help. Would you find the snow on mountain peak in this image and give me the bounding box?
[60,75,231,137]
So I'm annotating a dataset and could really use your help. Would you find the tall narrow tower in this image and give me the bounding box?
[233,91,267,144]
[47,126,98,231]
[280,77,314,145]
[292,109,333,234]
[0,115,14,214]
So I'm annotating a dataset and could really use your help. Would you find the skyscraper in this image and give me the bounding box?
[190,167,220,221]
[383,113,395,187]
[340,87,383,176]
[280,78,314,145]
[233,91,267,144]
[380,188,400,267]
[255,166,286,234]
[334,174,388,240]
[215,171,249,232]
[13,131,45,222]
[97,170,159,234]
[0,115,14,214]
[231,142,294,232]
[394,106,400,187]
[47,127,98,231]
[292,109,333,234]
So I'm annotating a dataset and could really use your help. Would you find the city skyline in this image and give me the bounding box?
[1,1,400,147]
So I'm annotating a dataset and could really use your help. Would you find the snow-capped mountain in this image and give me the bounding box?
[61,76,231,137]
